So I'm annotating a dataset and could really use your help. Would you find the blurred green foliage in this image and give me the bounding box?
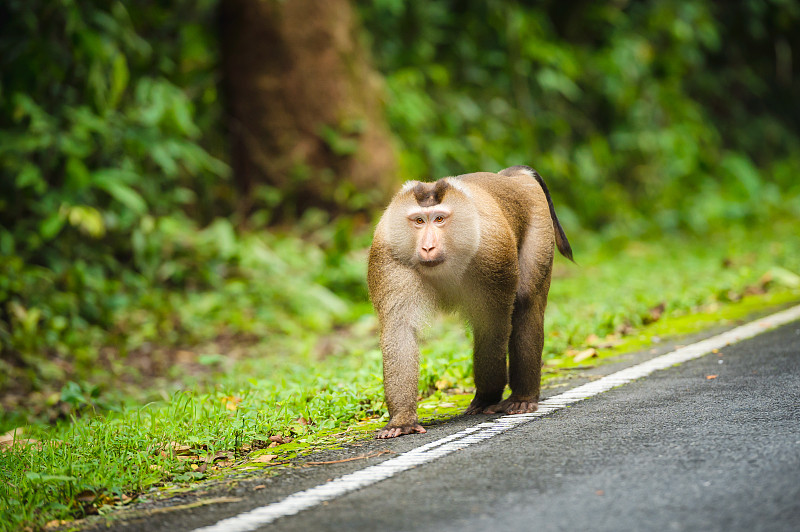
[2,3,800,526]
[0,0,234,393]
[1,221,799,530]
[1,0,799,401]
[361,0,800,234]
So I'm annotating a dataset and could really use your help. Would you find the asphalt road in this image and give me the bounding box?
[269,319,800,532]
[98,318,800,532]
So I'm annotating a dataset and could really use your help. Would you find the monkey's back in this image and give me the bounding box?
[454,170,552,249]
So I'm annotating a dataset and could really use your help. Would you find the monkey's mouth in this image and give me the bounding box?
[419,257,445,267]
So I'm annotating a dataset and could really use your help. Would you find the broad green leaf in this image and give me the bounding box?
[536,68,581,101]
[15,163,46,193]
[40,213,65,240]
[151,144,178,176]
[64,205,106,238]
[93,171,147,214]
[109,53,130,109]
[65,157,92,191]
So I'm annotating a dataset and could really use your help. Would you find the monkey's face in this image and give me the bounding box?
[406,206,452,267]
[382,179,481,277]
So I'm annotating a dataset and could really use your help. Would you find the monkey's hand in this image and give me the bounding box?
[483,396,538,415]
[375,422,427,439]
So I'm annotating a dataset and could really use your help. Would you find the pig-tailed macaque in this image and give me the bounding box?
[368,166,574,439]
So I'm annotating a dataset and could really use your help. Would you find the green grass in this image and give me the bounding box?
[1,221,799,531]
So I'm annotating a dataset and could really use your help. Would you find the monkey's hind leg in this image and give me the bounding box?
[464,307,513,415]
[484,292,546,415]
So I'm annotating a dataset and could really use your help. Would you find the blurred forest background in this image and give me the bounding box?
[2,0,799,411]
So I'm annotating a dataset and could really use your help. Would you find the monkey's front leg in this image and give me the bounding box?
[376,322,427,439]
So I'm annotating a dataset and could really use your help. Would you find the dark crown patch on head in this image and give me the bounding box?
[412,180,450,207]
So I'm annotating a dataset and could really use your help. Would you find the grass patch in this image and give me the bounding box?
[1,221,799,530]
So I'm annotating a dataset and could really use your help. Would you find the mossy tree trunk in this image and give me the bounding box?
[219,0,397,221]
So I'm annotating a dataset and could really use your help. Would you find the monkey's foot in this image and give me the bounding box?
[483,397,538,415]
[375,423,427,439]
[464,395,502,415]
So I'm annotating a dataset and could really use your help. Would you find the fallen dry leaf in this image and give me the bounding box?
[0,427,23,444]
[646,302,666,324]
[706,375,718,380]
[744,283,767,296]
[435,378,454,390]
[252,454,277,463]
[0,428,41,451]
[165,442,194,456]
[599,333,622,348]
[616,322,635,336]
[726,290,742,302]
[584,333,601,346]
[572,348,598,363]
[75,490,97,503]
[209,451,233,463]
[175,350,197,364]
[221,396,242,411]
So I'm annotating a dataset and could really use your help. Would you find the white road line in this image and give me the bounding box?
[192,304,800,532]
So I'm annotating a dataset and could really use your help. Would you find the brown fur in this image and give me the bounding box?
[412,180,451,207]
[368,166,573,438]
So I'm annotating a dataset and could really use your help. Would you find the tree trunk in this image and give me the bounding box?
[219,0,397,220]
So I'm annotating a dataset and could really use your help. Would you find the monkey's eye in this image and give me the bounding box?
[433,215,445,224]
[414,217,425,225]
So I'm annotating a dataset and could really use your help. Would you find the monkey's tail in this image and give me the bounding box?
[499,165,575,263]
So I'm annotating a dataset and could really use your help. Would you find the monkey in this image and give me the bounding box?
[367,165,574,439]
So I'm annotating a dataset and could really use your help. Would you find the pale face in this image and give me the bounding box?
[382,179,481,279]
[406,206,453,266]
